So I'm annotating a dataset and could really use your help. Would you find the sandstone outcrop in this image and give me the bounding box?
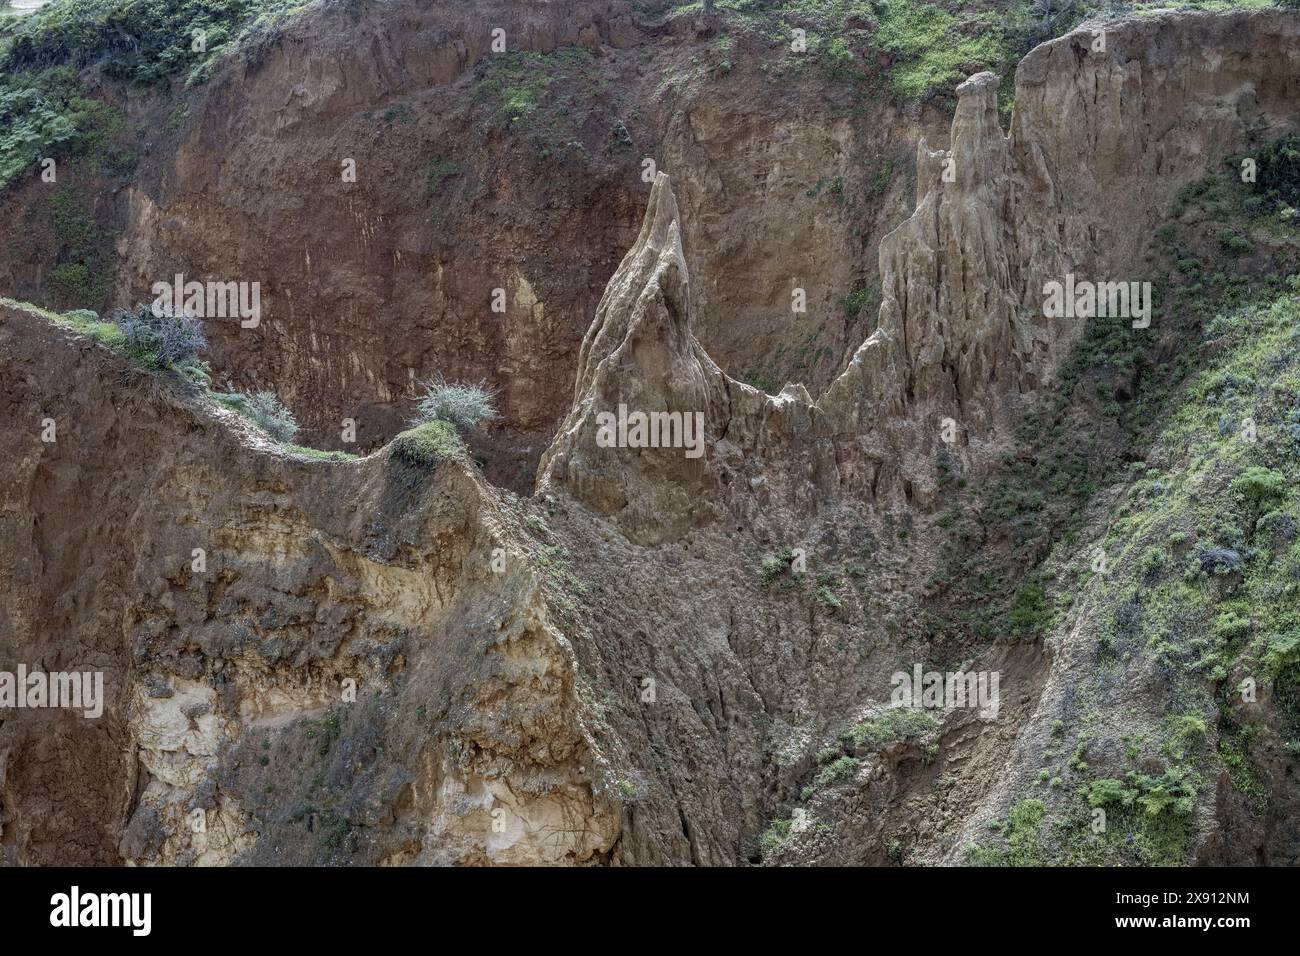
[3,8,1300,867]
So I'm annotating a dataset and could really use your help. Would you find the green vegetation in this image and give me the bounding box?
[758,816,794,857]
[475,48,595,129]
[840,280,879,321]
[740,369,779,394]
[657,0,1271,109]
[1231,465,1287,523]
[211,389,299,442]
[760,546,799,585]
[114,301,208,381]
[928,137,1300,649]
[410,376,498,432]
[812,754,860,788]
[868,158,895,196]
[5,298,122,348]
[305,709,342,758]
[282,444,357,462]
[1,0,308,87]
[46,184,115,307]
[989,279,1300,864]
[426,156,463,193]
[210,393,355,459]
[0,0,309,191]
[838,707,937,750]
[533,543,590,619]
[0,66,134,189]
[925,139,1300,864]
[8,298,353,460]
[814,583,842,609]
[872,0,1006,100]
[790,706,937,803]
[24,298,212,384]
[391,419,463,466]
[657,0,1069,103]
[965,798,1046,866]
[1006,580,1048,637]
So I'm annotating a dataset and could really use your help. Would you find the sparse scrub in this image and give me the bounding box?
[812,755,860,789]
[113,302,207,378]
[759,817,793,858]
[760,547,798,586]
[839,708,937,751]
[242,390,299,443]
[410,376,498,432]
[392,419,463,466]
[840,282,879,320]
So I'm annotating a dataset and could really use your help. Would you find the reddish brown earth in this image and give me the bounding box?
[4,3,1299,870]
[0,0,948,491]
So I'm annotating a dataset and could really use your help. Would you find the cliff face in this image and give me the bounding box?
[0,0,930,491]
[3,7,1300,867]
[0,299,625,865]
[826,10,1300,505]
[544,8,1300,530]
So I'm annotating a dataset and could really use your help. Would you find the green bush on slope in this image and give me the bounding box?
[0,0,307,189]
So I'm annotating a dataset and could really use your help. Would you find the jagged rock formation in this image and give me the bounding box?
[547,8,1300,530]
[0,0,926,490]
[3,8,1300,867]
[539,174,726,543]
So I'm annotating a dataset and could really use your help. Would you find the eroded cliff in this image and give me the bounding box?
[3,6,1300,867]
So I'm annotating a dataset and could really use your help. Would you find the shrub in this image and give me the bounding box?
[1195,545,1243,575]
[392,419,463,465]
[410,376,497,432]
[113,302,205,370]
[758,817,793,857]
[812,755,860,790]
[244,390,299,443]
[1005,798,1046,865]
[1258,510,1298,543]
[1217,230,1250,254]
[840,283,879,319]
[760,547,798,586]
[1007,581,1048,636]
[1139,547,1167,581]
[814,585,842,610]
[1088,778,1135,809]
[1230,466,1287,522]
[51,263,107,304]
[840,708,937,751]
[607,120,632,150]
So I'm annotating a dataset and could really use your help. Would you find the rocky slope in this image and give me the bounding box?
[0,0,946,490]
[2,4,1299,867]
